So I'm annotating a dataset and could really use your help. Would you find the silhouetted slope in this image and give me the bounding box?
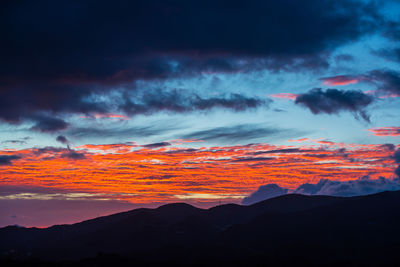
[220,191,400,264]
[1,191,400,265]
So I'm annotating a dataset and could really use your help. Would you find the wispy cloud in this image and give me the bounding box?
[320,75,360,86]
[368,127,400,137]
[181,124,304,144]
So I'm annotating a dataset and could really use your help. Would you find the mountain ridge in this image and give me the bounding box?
[2,190,400,265]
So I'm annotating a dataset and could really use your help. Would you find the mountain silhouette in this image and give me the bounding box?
[2,191,400,266]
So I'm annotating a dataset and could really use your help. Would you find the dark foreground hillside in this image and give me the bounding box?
[2,191,400,266]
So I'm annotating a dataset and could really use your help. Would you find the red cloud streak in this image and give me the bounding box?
[368,127,400,137]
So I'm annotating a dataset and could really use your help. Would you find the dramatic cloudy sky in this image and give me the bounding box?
[1,0,400,227]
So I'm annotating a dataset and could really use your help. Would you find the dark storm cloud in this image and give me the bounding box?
[295,88,374,122]
[367,69,400,94]
[30,115,69,132]
[0,155,21,166]
[0,83,106,123]
[2,0,380,77]
[0,0,384,127]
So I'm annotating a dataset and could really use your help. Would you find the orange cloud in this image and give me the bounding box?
[0,141,397,205]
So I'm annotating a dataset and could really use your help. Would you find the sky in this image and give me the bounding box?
[1,0,400,227]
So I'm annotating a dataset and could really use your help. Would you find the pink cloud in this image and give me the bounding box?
[320,75,359,86]
[364,90,400,99]
[321,75,359,86]
[377,93,400,99]
[368,127,400,137]
[287,138,311,142]
[269,93,298,100]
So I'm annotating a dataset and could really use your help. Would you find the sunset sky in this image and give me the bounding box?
[1,0,400,227]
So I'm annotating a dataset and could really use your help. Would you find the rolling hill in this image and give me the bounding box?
[2,191,400,266]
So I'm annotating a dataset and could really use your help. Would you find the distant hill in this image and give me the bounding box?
[2,191,400,266]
